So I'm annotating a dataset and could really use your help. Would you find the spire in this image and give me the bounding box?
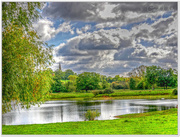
[59,62,61,71]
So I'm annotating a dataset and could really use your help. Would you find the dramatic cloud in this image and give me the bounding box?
[43,2,177,26]
[40,2,177,76]
[33,19,74,41]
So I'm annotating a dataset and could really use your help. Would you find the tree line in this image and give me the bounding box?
[50,65,177,93]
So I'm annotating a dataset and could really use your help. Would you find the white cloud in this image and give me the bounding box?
[33,19,74,41]
[33,19,56,41]
[76,28,83,35]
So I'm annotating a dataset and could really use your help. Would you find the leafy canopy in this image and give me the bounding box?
[2,2,54,113]
[76,72,100,91]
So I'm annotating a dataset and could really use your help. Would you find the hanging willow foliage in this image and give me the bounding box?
[2,2,54,113]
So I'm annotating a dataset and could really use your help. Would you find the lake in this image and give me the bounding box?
[2,99,177,125]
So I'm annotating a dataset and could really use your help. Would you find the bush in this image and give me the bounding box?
[92,90,100,96]
[84,109,100,121]
[172,89,178,95]
[104,88,114,94]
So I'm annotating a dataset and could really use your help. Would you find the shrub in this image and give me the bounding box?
[99,90,104,94]
[92,90,100,96]
[104,88,114,94]
[84,109,100,121]
[172,89,178,95]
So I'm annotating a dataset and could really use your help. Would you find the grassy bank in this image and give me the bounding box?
[2,108,177,135]
[49,89,177,100]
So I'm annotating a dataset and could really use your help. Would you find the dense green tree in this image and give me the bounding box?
[158,68,177,89]
[51,70,68,92]
[76,72,100,92]
[107,76,113,83]
[54,70,64,81]
[64,69,74,80]
[113,75,121,81]
[145,66,161,90]
[2,2,54,113]
[129,78,136,90]
[51,80,67,93]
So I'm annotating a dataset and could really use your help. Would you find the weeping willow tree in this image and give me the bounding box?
[2,2,54,113]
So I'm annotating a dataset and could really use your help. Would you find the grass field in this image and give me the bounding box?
[49,89,177,100]
[2,108,177,135]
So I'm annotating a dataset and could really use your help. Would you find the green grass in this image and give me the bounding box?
[97,89,173,97]
[49,89,177,100]
[2,108,177,135]
[50,92,94,99]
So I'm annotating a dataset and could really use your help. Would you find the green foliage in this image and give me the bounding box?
[107,76,113,83]
[92,90,100,96]
[64,69,74,80]
[2,2,54,113]
[129,78,136,90]
[51,80,67,93]
[172,89,178,95]
[136,80,145,90]
[146,66,161,90]
[157,68,177,89]
[2,2,44,31]
[111,81,129,89]
[103,88,114,94]
[76,72,100,92]
[84,109,100,121]
[54,70,64,81]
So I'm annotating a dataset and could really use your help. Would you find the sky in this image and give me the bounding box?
[33,2,178,77]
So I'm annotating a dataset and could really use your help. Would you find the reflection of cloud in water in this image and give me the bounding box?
[2,99,177,125]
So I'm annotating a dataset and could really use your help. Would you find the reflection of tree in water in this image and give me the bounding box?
[2,114,16,125]
[39,107,56,122]
[145,105,175,112]
[103,100,113,104]
[76,101,101,120]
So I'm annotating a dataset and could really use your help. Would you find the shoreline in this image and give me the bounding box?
[48,95,177,101]
[2,108,177,135]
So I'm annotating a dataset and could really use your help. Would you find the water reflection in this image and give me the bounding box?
[2,99,177,125]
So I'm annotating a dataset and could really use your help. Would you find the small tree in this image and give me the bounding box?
[84,110,100,121]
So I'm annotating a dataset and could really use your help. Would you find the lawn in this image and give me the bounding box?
[49,89,177,100]
[2,108,177,135]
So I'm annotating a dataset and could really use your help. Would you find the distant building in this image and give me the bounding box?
[59,62,61,71]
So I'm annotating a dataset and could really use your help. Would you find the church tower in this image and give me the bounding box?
[59,62,61,71]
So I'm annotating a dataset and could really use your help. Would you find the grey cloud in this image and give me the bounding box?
[43,2,104,21]
[135,29,149,39]
[150,17,174,38]
[113,47,147,61]
[42,2,177,25]
[112,2,177,14]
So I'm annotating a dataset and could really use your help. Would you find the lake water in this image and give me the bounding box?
[2,99,177,125]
